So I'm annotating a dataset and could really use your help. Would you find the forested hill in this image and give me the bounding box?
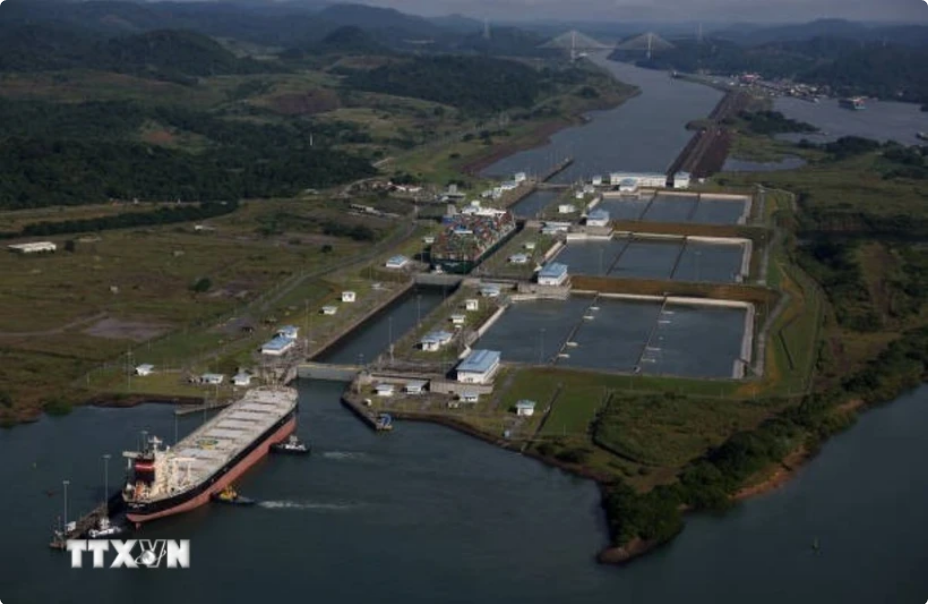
[616,37,928,104]
[342,56,549,113]
[0,26,270,79]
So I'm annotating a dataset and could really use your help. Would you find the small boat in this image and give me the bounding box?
[917,132,928,142]
[211,485,255,506]
[87,516,122,539]
[270,435,310,455]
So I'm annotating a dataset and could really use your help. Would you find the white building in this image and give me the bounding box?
[592,175,603,186]
[524,241,537,251]
[465,299,479,312]
[321,305,338,316]
[200,373,224,386]
[480,285,501,298]
[341,291,357,303]
[277,325,299,340]
[8,241,56,254]
[515,400,536,417]
[557,204,576,214]
[423,236,436,244]
[618,178,638,193]
[537,262,569,287]
[609,172,668,189]
[456,349,501,384]
[514,172,527,183]
[460,391,480,404]
[673,171,691,189]
[405,380,427,395]
[375,383,395,397]
[450,314,466,326]
[585,209,610,227]
[261,336,295,356]
[509,253,529,265]
[385,255,409,269]
[232,372,252,387]
[420,330,453,351]
[134,364,155,377]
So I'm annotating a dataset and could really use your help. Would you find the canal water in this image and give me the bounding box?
[554,237,746,283]
[476,297,745,379]
[511,190,560,219]
[598,193,747,225]
[3,55,928,603]
[481,53,723,182]
[773,96,928,147]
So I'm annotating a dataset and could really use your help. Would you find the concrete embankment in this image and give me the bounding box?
[570,274,778,306]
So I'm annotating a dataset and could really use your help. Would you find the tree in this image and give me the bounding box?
[191,277,212,293]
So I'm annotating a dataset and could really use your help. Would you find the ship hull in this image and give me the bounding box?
[126,411,296,524]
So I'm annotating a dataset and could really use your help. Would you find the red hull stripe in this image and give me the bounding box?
[127,416,296,523]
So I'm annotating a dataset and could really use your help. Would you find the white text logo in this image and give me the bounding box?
[66,539,190,569]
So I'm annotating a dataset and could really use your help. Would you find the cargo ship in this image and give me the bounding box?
[431,208,516,274]
[839,97,866,110]
[122,386,297,525]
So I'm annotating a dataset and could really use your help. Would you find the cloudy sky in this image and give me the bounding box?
[358,0,928,23]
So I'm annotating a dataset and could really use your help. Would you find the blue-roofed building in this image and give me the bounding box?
[537,262,569,287]
[456,349,501,384]
[385,255,409,269]
[586,209,610,227]
[261,335,295,356]
[277,325,299,340]
[420,330,453,352]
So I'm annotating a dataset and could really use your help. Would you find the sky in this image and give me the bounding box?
[351,0,928,23]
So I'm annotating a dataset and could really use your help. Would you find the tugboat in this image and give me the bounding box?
[211,485,255,506]
[87,515,122,539]
[270,435,310,455]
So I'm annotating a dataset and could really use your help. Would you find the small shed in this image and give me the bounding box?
[508,253,529,265]
[385,255,409,269]
[341,291,357,303]
[450,314,466,326]
[524,241,537,251]
[134,364,155,377]
[460,391,480,404]
[515,400,536,417]
[200,373,225,386]
[465,299,479,312]
[232,372,252,387]
[480,285,500,298]
[405,380,427,395]
[321,305,338,316]
[375,383,395,397]
[277,325,299,340]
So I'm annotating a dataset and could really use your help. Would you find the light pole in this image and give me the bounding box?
[62,480,70,532]
[103,454,111,510]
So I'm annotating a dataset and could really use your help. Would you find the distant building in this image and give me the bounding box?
[672,171,691,189]
[420,330,453,351]
[261,336,294,356]
[405,380,427,395]
[423,236,436,245]
[508,253,529,265]
[134,364,155,377]
[456,349,501,384]
[341,291,357,303]
[515,400,536,417]
[465,299,479,312]
[480,285,501,298]
[513,172,527,183]
[277,325,299,340]
[8,241,56,254]
[450,314,466,326]
[610,172,668,189]
[232,372,252,387]
[557,204,576,214]
[460,391,480,404]
[524,241,537,251]
[321,305,338,316]
[592,175,603,186]
[200,373,224,386]
[585,209,610,227]
[375,383,395,397]
[537,262,569,287]
[385,255,409,269]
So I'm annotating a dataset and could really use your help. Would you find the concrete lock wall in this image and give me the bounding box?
[297,363,360,381]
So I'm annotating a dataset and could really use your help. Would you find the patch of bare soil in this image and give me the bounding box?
[83,317,171,342]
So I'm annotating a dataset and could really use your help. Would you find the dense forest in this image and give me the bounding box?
[0,99,376,208]
[617,37,928,104]
[343,56,556,113]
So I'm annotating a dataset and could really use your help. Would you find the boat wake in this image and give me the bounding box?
[321,451,369,461]
[258,500,361,512]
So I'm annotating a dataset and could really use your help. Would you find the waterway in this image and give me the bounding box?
[773,96,928,147]
[481,53,723,182]
[3,54,928,603]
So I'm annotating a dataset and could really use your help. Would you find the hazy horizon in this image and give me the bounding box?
[159,0,928,24]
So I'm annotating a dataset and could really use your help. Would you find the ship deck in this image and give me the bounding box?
[142,388,296,500]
